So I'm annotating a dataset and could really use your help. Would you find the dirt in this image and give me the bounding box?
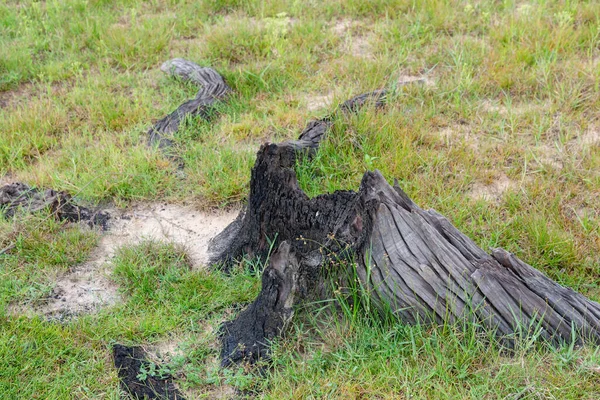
[469,173,517,202]
[530,126,598,171]
[397,74,435,87]
[148,339,184,364]
[192,383,237,400]
[106,203,238,267]
[0,83,36,109]
[438,125,483,151]
[481,100,550,116]
[349,36,373,59]
[331,19,374,59]
[534,142,564,170]
[574,128,600,149]
[305,92,335,112]
[0,173,14,186]
[11,203,238,321]
[563,201,598,225]
[332,19,353,36]
[1,80,75,110]
[42,261,121,322]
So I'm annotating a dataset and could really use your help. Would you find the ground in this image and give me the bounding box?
[1,0,599,398]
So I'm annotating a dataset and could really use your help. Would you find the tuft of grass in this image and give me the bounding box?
[0,213,98,307]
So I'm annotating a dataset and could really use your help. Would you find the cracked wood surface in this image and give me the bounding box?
[199,84,599,365]
[148,58,231,149]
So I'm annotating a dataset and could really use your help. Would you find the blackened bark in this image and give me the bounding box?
[0,182,109,229]
[215,90,600,366]
[208,90,388,267]
[220,241,300,366]
[113,344,185,400]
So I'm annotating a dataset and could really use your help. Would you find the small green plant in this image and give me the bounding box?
[137,361,172,381]
[239,232,279,276]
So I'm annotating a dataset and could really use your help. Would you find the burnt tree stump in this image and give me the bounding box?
[207,92,600,366]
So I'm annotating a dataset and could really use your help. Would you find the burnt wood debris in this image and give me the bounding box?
[171,60,599,366]
[113,344,186,400]
[4,58,600,398]
[0,182,109,229]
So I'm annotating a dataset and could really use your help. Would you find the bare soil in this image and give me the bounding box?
[12,203,238,321]
[469,173,517,202]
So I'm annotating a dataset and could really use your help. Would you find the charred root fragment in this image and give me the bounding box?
[0,182,109,229]
[113,344,185,400]
[220,241,300,366]
[147,59,231,149]
[213,90,600,366]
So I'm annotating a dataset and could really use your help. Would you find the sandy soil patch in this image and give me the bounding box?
[481,100,550,116]
[573,128,600,149]
[349,36,373,58]
[105,203,238,268]
[397,74,435,87]
[437,125,484,151]
[533,142,564,170]
[530,126,598,171]
[331,19,374,59]
[332,19,352,36]
[9,242,120,322]
[469,173,517,202]
[0,173,15,186]
[305,92,335,112]
[0,83,36,109]
[11,203,238,320]
[39,256,121,322]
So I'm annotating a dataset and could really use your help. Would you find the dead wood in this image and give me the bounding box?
[147,59,231,149]
[0,182,109,229]
[212,91,600,366]
[113,344,186,400]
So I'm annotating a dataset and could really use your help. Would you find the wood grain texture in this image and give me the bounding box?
[213,90,599,366]
[148,59,231,148]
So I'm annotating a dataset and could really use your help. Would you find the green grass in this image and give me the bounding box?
[1,240,261,398]
[1,0,599,398]
[0,213,99,308]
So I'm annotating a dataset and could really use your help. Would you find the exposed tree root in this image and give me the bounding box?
[147,58,231,149]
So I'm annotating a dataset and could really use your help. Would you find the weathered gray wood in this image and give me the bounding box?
[148,59,231,149]
[213,90,600,366]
